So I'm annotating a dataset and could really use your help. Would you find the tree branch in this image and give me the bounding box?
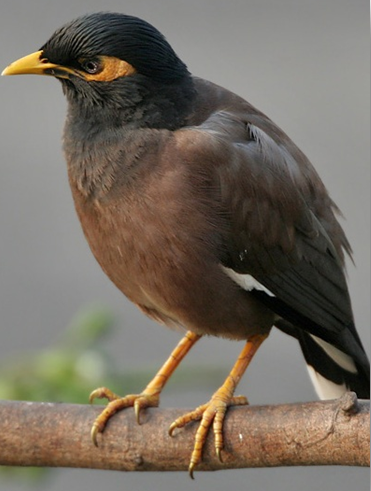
[0,393,369,472]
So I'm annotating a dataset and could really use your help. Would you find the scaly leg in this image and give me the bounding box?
[169,333,268,478]
[90,330,201,444]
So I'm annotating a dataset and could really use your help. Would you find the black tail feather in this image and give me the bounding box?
[276,319,370,400]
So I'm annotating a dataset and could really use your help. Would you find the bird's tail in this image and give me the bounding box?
[276,320,370,400]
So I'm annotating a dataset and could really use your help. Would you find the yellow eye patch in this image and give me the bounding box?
[80,56,136,82]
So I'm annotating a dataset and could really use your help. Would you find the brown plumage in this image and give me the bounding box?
[2,12,369,477]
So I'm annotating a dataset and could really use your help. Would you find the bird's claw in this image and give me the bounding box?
[89,387,160,446]
[91,421,100,446]
[134,398,144,424]
[169,394,248,478]
[188,462,196,480]
[89,386,121,404]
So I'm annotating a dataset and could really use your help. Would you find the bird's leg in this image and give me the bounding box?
[89,331,201,445]
[169,333,268,478]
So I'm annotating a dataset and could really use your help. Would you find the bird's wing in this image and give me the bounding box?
[215,114,353,336]
[187,108,369,391]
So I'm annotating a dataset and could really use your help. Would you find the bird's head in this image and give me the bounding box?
[2,12,189,83]
[2,12,193,126]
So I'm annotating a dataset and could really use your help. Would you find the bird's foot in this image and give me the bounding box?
[169,392,248,479]
[88,332,201,448]
[89,386,159,445]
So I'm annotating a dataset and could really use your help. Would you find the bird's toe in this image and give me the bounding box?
[90,390,159,445]
[170,394,248,478]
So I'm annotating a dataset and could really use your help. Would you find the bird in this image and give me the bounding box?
[2,12,369,477]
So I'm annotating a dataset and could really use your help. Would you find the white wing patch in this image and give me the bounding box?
[307,365,347,400]
[221,266,275,296]
[309,334,358,373]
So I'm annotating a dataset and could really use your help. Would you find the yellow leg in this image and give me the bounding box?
[90,330,201,445]
[169,333,268,478]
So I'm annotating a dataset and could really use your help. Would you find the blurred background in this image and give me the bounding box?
[0,0,369,490]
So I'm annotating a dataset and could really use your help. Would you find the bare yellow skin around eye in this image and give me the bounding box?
[82,56,136,82]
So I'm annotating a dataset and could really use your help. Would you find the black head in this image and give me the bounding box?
[41,12,189,83]
[3,12,195,129]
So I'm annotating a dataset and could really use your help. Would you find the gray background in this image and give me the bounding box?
[0,0,369,490]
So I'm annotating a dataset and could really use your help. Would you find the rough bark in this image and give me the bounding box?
[0,393,369,473]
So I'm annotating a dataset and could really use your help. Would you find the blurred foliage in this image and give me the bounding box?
[0,305,118,483]
[0,304,225,484]
[0,306,119,404]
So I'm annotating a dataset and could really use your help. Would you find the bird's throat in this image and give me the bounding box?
[62,74,196,131]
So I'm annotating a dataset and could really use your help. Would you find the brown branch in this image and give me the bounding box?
[0,393,369,472]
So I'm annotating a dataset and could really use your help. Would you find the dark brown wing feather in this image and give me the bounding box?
[183,79,368,376]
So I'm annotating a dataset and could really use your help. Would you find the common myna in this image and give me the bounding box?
[3,12,370,477]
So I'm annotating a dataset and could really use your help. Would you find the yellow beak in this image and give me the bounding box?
[2,50,76,79]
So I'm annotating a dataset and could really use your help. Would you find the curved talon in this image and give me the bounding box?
[89,387,120,404]
[168,421,177,437]
[134,400,141,425]
[216,447,223,463]
[89,389,100,404]
[91,423,99,446]
[188,462,196,480]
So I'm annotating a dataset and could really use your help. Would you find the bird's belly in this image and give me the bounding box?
[73,194,274,340]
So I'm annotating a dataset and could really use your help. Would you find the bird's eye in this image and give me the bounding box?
[80,59,102,74]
